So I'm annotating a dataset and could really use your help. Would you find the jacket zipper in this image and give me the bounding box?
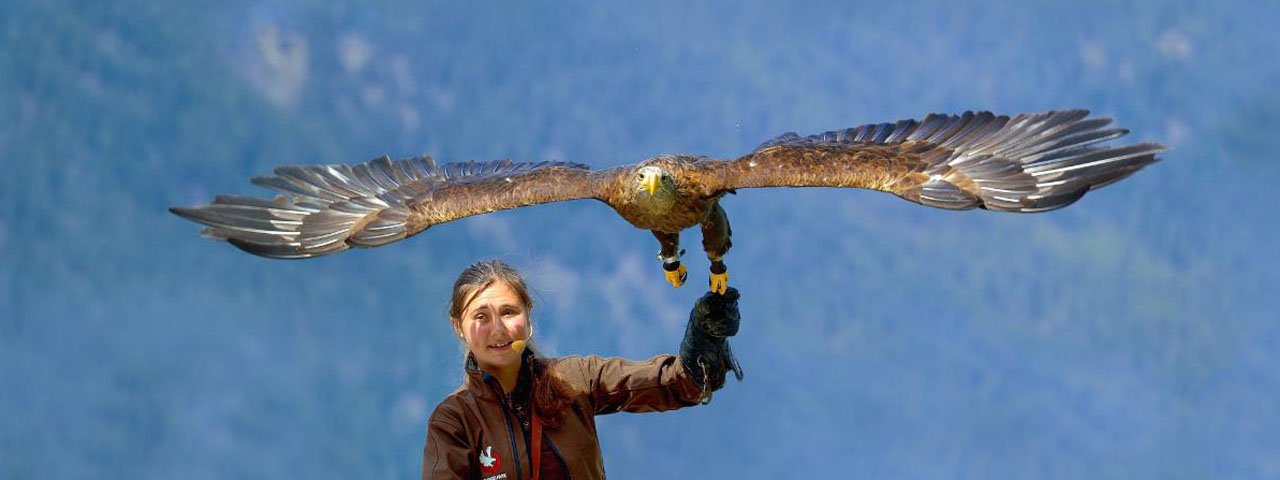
[489,379,523,480]
[496,383,571,480]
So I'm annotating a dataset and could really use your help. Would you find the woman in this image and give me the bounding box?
[423,260,742,480]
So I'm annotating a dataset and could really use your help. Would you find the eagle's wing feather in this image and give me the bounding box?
[719,110,1165,212]
[171,155,604,259]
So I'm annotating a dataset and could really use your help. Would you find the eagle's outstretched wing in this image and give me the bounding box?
[718,110,1164,212]
[171,156,604,259]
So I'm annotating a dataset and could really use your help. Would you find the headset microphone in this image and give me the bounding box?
[511,322,533,355]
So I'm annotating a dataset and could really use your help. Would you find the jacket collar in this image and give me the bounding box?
[462,351,533,402]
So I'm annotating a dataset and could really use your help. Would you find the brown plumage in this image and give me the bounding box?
[171,109,1165,291]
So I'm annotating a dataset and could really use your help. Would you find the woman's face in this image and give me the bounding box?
[453,280,530,374]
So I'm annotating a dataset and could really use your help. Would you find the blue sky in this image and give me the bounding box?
[3,1,1278,478]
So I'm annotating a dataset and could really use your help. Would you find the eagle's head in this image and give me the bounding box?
[634,165,675,194]
[634,165,678,208]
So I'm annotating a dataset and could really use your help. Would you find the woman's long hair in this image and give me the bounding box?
[448,260,576,429]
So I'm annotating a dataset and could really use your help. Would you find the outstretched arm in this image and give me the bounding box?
[573,288,744,414]
[576,354,702,414]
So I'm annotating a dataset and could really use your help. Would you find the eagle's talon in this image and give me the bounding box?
[664,262,688,288]
[709,271,729,295]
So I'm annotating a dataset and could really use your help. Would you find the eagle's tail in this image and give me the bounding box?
[901,110,1166,212]
[170,155,435,259]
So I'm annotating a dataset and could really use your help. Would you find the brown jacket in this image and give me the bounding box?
[422,353,704,480]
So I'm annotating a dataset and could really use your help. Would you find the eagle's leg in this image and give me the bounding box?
[652,230,687,288]
[701,203,733,295]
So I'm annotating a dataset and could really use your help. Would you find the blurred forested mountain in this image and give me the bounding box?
[3,1,1278,479]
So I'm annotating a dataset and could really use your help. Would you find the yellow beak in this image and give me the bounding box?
[644,172,657,196]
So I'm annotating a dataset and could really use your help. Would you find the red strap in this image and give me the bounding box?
[529,412,542,480]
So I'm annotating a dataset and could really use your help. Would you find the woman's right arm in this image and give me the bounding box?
[422,406,472,480]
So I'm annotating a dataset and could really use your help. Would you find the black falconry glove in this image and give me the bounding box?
[680,287,744,404]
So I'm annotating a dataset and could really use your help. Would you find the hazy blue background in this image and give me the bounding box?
[4,1,1278,478]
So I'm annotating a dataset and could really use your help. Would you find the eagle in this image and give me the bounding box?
[171,109,1164,294]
